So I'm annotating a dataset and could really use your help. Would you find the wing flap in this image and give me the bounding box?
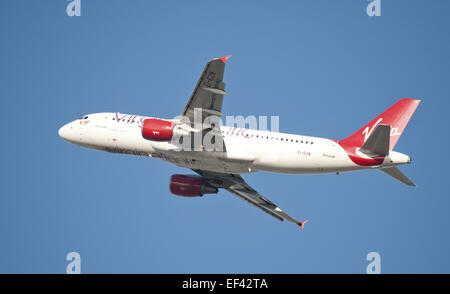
[226,187,285,222]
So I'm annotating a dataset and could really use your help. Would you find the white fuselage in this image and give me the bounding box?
[58,112,411,175]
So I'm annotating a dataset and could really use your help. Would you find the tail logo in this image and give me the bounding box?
[362,117,402,142]
[390,127,401,137]
[362,118,383,142]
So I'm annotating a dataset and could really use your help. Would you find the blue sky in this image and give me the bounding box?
[1,0,449,273]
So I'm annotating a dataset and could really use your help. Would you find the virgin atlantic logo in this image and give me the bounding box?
[362,118,402,142]
[362,118,383,142]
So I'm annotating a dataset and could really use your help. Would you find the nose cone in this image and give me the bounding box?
[58,122,77,142]
[58,125,66,139]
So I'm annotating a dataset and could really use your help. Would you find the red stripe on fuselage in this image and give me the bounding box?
[347,154,385,166]
[332,139,385,166]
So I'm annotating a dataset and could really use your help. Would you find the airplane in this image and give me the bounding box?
[58,55,421,230]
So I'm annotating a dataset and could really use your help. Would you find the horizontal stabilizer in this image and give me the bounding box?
[380,166,416,186]
[360,124,390,156]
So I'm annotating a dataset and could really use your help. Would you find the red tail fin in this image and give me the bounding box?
[339,99,421,151]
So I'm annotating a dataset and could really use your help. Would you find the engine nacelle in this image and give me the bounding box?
[169,174,218,197]
[142,118,176,141]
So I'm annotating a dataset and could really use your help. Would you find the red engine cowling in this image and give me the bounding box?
[169,174,218,197]
[142,118,175,141]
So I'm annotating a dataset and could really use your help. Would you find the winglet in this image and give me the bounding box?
[298,220,308,229]
[219,55,232,63]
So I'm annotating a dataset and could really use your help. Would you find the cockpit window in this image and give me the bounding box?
[79,116,89,120]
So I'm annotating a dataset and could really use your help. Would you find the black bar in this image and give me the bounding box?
[1,274,449,292]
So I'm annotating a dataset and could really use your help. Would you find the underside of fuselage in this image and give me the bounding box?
[156,149,376,175]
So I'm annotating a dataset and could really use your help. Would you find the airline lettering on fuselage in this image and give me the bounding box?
[105,146,148,156]
[115,113,146,125]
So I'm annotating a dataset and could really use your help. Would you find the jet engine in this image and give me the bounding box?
[142,118,177,141]
[169,174,218,197]
[142,118,192,141]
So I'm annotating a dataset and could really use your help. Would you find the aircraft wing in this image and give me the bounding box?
[182,56,231,130]
[194,169,308,229]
